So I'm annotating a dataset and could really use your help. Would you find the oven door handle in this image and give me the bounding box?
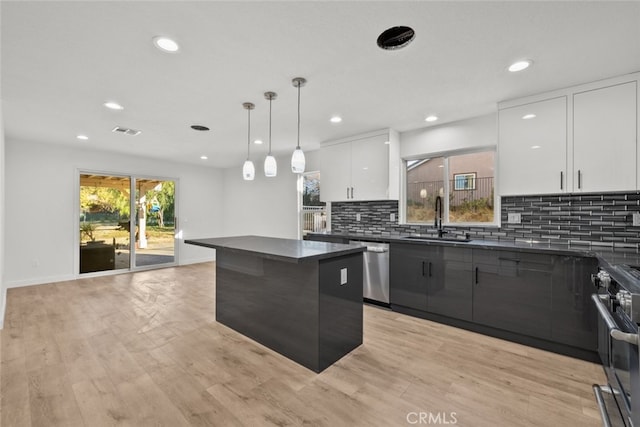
[592,294,639,346]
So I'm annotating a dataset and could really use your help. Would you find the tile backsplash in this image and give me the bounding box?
[331,192,640,248]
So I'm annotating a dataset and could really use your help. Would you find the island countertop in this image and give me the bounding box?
[185,235,365,263]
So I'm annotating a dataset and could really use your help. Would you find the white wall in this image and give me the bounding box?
[0,103,6,329]
[3,139,223,288]
[221,153,304,239]
[400,114,497,158]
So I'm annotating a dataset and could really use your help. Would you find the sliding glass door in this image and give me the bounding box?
[79,172,177,274]
[133,178,175,267]
[79,174,132,273]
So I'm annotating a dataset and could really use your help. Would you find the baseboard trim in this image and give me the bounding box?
[5,273,77,289]
[179,257,215,266]
[0,287,6,330]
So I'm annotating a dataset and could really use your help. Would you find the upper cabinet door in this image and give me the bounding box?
[319,141,352,202]
[350,134,389,201]
[573,81,637,192]
[498,96,568,195]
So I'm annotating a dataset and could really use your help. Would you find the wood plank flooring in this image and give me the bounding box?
[1,262,605,426]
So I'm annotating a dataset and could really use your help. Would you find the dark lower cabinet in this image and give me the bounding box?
[551,255,598,350]
[472,250,553,340]
[390,243,472,321]
[304,234,349,244]
[427,247,472,321]
[389,243,429,311]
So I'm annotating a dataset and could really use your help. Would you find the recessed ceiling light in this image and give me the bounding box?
[522,114,536,120]
[425,115,438,122]
[76,134,89,140]
[191,125,210,131]
[531,145,541,150]
[330,116,342,123]
[508,60,532,72]
[200,155,208,160]
[104,101,124,110]
[254,139,263,145]
[153,36,179,53]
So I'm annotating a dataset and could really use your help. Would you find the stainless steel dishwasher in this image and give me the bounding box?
[349,240,390,304]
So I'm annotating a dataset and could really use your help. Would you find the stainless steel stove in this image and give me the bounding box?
[592,265,640,426]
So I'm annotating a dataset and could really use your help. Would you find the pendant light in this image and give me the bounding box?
[291,77,307,173]
[242,102,256,181]
[264,91,277,177]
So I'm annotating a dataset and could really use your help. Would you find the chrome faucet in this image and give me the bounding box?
[434,196,447,238]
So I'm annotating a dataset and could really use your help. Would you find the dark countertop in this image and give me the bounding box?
[306,232,640,267]
[185,235,365,263]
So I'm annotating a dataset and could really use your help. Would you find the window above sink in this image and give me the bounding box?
[401,149,498,227]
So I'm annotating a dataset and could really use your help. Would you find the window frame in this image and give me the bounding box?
[400,147,500,227]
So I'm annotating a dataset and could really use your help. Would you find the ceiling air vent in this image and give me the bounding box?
[112,126,142,136]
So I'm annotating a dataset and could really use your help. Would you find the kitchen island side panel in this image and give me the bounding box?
[318,253,364,372]
[215,250,320,371]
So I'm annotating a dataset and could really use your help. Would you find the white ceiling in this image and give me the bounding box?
[2,1,639,169]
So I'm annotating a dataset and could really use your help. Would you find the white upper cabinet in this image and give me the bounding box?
[499,96,567,195]
[319,141,352,202]
[573,81,637,192]
[319,129,399,202]
[498,73,639,196]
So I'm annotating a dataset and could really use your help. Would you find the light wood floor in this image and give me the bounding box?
[1,262,605,426]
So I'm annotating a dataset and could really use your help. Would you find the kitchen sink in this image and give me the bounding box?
[401,235,472,243]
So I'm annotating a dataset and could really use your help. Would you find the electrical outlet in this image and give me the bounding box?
[633,213,640,226]
[356,213,361,222]
[390,213,396,222]
[507,212,522,224]
[340,268,348,285]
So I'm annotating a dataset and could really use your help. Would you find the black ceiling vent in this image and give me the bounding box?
[377,26,415,50]
[191,125,210,131]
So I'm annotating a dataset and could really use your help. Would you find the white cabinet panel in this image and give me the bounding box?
[350,134,390,201]
[573,81,637,192]
[498,73,639,196]
[499,96,567,195]
[319,141,351,202]
[320,130,397,202]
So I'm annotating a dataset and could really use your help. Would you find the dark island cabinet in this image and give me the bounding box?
[472,250,553,340]
[551,255,598,350]
[390,243,472,321]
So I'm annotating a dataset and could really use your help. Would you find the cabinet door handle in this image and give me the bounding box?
[351,187,354,199]
[346,187,350,199]
[578,170,582,189]
[428,262,432,277]
[560,171,563,190]
[475,267,479,284]
[422,261,426,277]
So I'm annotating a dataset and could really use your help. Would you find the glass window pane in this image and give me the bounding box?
[134,179,176,267]
[79,174,131,273]
[448,151,495,223]
[405,157,445,224]
[302,172,327,233]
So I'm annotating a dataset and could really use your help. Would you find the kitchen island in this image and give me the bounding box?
[185,235,365,372]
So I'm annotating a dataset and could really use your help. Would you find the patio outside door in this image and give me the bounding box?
[79,173,177,274]
[133,178,176,268]
[79,174,132,273]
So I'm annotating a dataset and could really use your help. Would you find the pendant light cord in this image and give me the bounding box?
[268,98,273,155]
[296,83,301,150]
[247,107,251,160]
